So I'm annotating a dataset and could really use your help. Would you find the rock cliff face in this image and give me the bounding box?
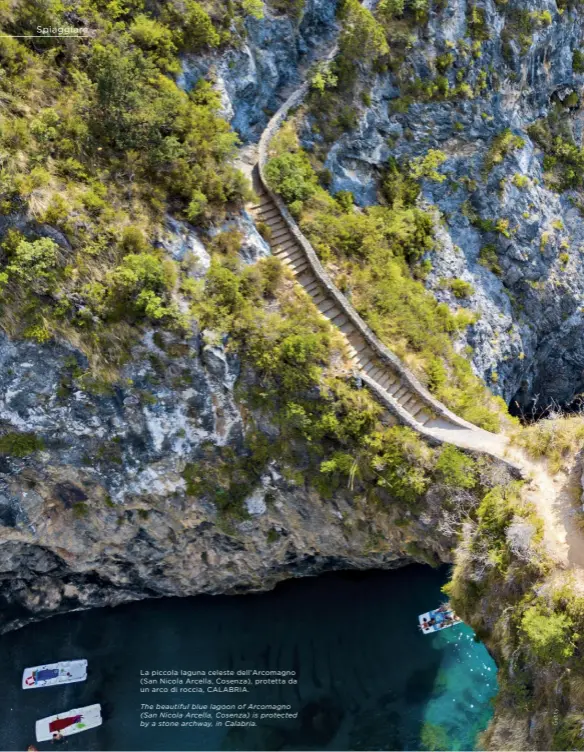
[1,0,578,637]
[0,206,476,634]
[0,0,362,633]
[180,0,340,141]
[310,0,584,414]
[0,290,459,633]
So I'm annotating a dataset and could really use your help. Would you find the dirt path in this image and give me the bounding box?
[505,447,584,569]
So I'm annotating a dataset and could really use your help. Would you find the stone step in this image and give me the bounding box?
[289,259,309,273]
[317,299,337,315]
[323,306,342,320]
[305,280,321,295]
[401,394,419,411]
[331,312,349,328]
[348,334,367,352]
[386,381,401,396]
[257,207,281,222]
[271,228,291,243]
[269,222,290,235]
[275,238,298,254]
[409,404,425,419]
[394,385,409,402]
[296,271,315,288]
[265,221,287,235]
[378,373,395,390]
[369,366,385,382]
[249,198,269,210]
[280,248,304,263]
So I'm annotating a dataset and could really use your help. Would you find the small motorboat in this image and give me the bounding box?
[418,604,462,634]
[35,703,102,742]
[22,659,88,689]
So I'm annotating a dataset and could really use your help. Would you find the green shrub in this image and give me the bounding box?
[528,115,584,191]
[4,236,60,295]
[338,0,389,64]
[467,5,490,40]
[529,9,552,26]
[0,431,45,457]
[165,0,221,51]
[512,173,529,188]
[514,414,584,474]
[574,50,584,73]
[478,244,502,275]
[521,603,575,663]
[410,149,447,182]
[241,0,265,19]
[129,15,179,73]
[265,152,319,203]
[484,129,525,172]
[445,278,475,299]
[435,52,455,73]
[435,445,476,488]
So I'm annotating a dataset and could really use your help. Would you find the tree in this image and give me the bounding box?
[265,152,318,204]
[338,0,389,64]
[165,0,221,51]
[435,445,476,488]
[6,236,60,294]
[521,603,576,663]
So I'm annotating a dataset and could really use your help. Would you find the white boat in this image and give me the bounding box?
[418,605,462,635]
[35,703,102,742]
[22,659,88,689]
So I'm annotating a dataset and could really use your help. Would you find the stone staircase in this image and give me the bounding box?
[245,42,519,472]
[249,187,434,429]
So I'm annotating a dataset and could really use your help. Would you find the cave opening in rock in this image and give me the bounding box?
[508,388,584,423]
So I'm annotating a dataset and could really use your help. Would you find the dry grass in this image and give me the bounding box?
[513,411,584,474]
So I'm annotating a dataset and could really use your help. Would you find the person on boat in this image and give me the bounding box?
[27,745,39,751]
[421,617,430,631]
[52,732,64,743]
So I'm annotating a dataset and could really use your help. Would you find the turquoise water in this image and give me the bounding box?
[0,566,497,751]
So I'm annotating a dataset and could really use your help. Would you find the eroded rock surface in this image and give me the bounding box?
[0,317,469,633]
[310,0,584,413]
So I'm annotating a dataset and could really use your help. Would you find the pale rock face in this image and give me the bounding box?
[179,0,340,142]
[157,216,211,278]
[245,486,267,516]
[306,0,584,413]
[209,213,271,263]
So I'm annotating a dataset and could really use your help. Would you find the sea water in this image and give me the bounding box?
[0,565,497,751]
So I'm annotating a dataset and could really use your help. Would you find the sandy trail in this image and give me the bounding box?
[505,446,584,570]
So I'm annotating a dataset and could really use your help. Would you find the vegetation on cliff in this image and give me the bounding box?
[0,0,256,370]
[265,122,505,430]
[181,231,491,523]
[445,466,584,750]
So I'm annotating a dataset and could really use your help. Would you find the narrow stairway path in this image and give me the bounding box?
[247,176,513,468]
[240,4,584,572]
[248,181,584,572]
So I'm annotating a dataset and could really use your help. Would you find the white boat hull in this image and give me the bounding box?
[418,607,461,634]
[35,703,102,742]
[22,659,88,689]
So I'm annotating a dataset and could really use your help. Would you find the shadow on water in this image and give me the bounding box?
[0,565,496,751]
